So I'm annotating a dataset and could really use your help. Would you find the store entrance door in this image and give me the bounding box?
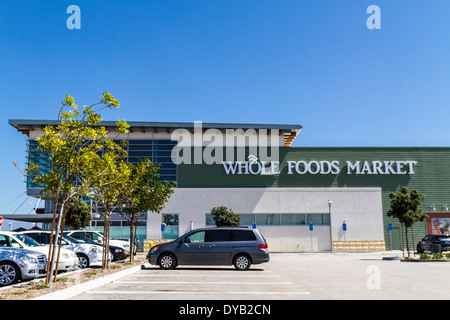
[162,214,179,239]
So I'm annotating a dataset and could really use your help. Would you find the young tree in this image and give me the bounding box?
[119,159,175,262]
[87,156,132,269]
[387,186,427,257]
[210,206,241,227]
[65,196,92,230]
[26,92,127,284]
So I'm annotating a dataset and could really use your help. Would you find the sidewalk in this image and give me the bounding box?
[0,253,147,300]
[32,264,144,300]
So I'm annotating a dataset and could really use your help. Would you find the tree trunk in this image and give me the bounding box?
[401,221,404,258]
[106,214,111,269]
[134,223,138,258]
[102,211,111,269]
[405,225,410,258]
[48,193,69,284]
[45,181,60,286]
[102,212,108,269]
[129,217,135,263]
[54,201,69,282]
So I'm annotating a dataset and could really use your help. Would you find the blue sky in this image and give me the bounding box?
[1,1,450,224]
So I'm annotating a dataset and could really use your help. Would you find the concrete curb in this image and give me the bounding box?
[32,265,143,300]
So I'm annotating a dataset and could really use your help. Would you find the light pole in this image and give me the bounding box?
[328,200,333,253]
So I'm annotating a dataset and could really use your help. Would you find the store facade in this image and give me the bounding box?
[173,146,450,252]
[8,119,450,252]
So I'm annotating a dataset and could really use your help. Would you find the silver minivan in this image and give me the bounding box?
[146,227,269,270]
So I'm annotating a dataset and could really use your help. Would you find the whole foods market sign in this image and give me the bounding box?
[222,156,418,175]
[169,122,418,176]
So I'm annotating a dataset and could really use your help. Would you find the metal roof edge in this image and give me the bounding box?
[8,119,302,130]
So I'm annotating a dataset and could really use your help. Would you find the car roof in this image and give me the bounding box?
[22,230,59,234]
[190,226,254,232]
[0,231,24,238]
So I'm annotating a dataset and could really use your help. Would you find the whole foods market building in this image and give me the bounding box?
[9,120,450,252]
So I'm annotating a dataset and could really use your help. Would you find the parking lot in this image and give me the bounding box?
[67,252,450,300]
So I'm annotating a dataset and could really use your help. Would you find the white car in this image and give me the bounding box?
[0,231,78,272]
[64,230,131,257]
[21,231,112,269]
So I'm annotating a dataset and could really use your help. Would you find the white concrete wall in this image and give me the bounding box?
[147,187,384,252]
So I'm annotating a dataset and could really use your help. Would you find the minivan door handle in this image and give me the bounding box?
[208,245,215,248]
[198,245,206,248]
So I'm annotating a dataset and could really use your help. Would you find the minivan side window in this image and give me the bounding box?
[206,230,231,242]
[232,230,257,241]
[185,231,206,243]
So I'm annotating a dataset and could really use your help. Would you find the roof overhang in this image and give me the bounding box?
[0,214,55,223]
[0,213,146,224]
[9,119,302,146]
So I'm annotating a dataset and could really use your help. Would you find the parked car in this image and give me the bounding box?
[116,238,140,253]
[146,227,270,270]
[417,234,450,253]
[0,247,47,286]
[64,230,131,256]
[73,236,127,261]
[0,231,78,272]
[21,231,111,269]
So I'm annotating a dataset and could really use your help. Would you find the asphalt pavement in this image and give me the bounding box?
[31,251,450,301]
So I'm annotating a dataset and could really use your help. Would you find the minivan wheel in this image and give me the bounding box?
[234,254,251,270]
[158,253,176,270]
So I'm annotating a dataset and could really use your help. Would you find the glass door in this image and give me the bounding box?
[162,214,179,239]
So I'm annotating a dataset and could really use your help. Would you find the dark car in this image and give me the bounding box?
[146,227,270,270]
[71,236,127,261]
[417,235,450,253]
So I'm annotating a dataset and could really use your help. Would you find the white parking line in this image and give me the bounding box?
[130,274,280,278]
[114,281,293,285]
[87,290,311,295]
